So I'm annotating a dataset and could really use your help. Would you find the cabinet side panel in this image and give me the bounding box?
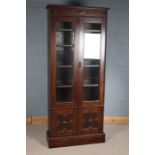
[48,8,52,132]
[102,12,108,129]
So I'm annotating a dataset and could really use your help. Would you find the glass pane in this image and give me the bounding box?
[84,23,101,65]
[56,68,72,86]
[57,47,73,65]
[56,31,74,45]
[56,22,74,29]
[56,88,73,102]
[83,23,101,101]
[84,87,99,101]
[84,67,99,85]
[84,59,100,65]
[56,22,74,103]
[85,23,101,31]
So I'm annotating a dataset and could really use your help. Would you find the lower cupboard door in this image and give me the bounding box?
[78,107,103,134]
[50,109,77,137]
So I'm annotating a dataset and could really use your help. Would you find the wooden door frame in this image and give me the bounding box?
[50,16,79,108]
[78,17,106,107]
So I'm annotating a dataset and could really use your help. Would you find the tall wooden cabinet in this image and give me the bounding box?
[47,5,109,148]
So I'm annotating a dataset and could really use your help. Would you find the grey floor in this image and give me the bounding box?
[26,124,129,155]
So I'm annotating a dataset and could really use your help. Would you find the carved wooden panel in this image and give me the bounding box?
[83,112,98,129]
[51,109,77,136]
[78,108,103,134]
[56,113,73,133]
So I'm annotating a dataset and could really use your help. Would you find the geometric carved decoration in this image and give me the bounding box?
[56,114,73,133]
[83,112,98,129]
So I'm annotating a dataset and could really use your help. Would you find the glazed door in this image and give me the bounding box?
[79,17,106,107]
[78,17,105,134]
[51,16,79,108]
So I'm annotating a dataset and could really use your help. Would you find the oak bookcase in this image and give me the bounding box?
[47,5,109,148]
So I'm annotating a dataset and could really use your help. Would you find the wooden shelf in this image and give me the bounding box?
[56,85,73,88]
[57,29,74,32]
[85,30,101,33]
[83,100,99,102]
[57,65,73,68]
[56,44,74,47]
[83,84,99,87]
[84,65,99,67]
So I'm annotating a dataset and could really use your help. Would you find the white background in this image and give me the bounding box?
[0,0,26,155]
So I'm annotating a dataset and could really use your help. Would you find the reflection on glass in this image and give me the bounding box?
[56,88,73,102]
[84,33,100,60]
[83,23,101,101]
[84,23,101,65]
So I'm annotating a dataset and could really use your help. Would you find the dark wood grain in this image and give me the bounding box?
[47,5,109,148]
[47,131,105,148]
[47,5,109,17]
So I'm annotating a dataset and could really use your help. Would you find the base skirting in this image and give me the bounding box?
[26,116,128,124]
[47,130,105,148]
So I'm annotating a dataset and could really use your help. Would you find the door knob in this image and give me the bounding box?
[79,62,81,67]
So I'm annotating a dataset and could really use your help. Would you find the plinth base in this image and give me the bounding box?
[47,131,105,148]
